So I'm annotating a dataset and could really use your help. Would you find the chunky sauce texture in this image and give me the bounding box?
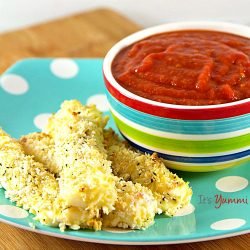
[112,31,250,105]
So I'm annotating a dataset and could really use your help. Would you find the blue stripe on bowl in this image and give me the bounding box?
[121,132,250,164]
[106,91,250,135]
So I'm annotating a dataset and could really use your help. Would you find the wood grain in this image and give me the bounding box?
[0,7,249,250]
[0,8,140,73]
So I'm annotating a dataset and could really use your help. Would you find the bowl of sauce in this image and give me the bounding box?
[103,22,250,172]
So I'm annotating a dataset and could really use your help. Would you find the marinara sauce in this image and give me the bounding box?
[112,31,250,105]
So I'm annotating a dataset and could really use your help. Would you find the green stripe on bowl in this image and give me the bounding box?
[112,112,250,154]
[163,158,249,172]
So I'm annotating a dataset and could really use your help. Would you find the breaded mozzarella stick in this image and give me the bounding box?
[43,100,117,213]
[20,132,157,230]
[0,129,102,231]
[104,129,192,216]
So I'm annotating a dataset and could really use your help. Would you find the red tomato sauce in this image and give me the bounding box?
[112,31,250,105]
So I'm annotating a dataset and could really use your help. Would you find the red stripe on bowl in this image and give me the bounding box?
[104,76,250,120]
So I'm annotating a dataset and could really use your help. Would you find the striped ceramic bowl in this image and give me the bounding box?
[103,22,250,172]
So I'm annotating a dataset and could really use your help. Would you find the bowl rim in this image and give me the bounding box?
[103,21,250,110]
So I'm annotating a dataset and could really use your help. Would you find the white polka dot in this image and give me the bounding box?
[0,74,29,95]
[0,205,29,219]
[87,94,109,112]
[34,113,52,130]
[175,203,195,217]
[216,176,248,193]
[211,218,246,231]
[50,59,79,79]
[103,228,133,233]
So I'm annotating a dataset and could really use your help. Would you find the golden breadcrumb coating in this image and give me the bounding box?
[20,132,57,173]
[2,99,192,232]
[103,178,157,229]
[20,132,157,230]
[43,100,117,213]
[0,129,102,231]
[104,129,192,216]
[0,129,59,224]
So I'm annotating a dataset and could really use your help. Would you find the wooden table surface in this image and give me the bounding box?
[0,8,249,249]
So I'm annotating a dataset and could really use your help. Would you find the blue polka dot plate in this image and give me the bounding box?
[0,59,249,245]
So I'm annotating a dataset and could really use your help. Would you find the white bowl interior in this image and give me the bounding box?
[103,21,250,110]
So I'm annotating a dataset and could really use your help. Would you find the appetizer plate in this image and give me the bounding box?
[0,59,249,245]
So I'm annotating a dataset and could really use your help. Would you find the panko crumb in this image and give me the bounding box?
[59,223,66,232]
[28,222,36,229]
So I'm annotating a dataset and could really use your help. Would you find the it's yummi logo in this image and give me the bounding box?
[198,194,248,209]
